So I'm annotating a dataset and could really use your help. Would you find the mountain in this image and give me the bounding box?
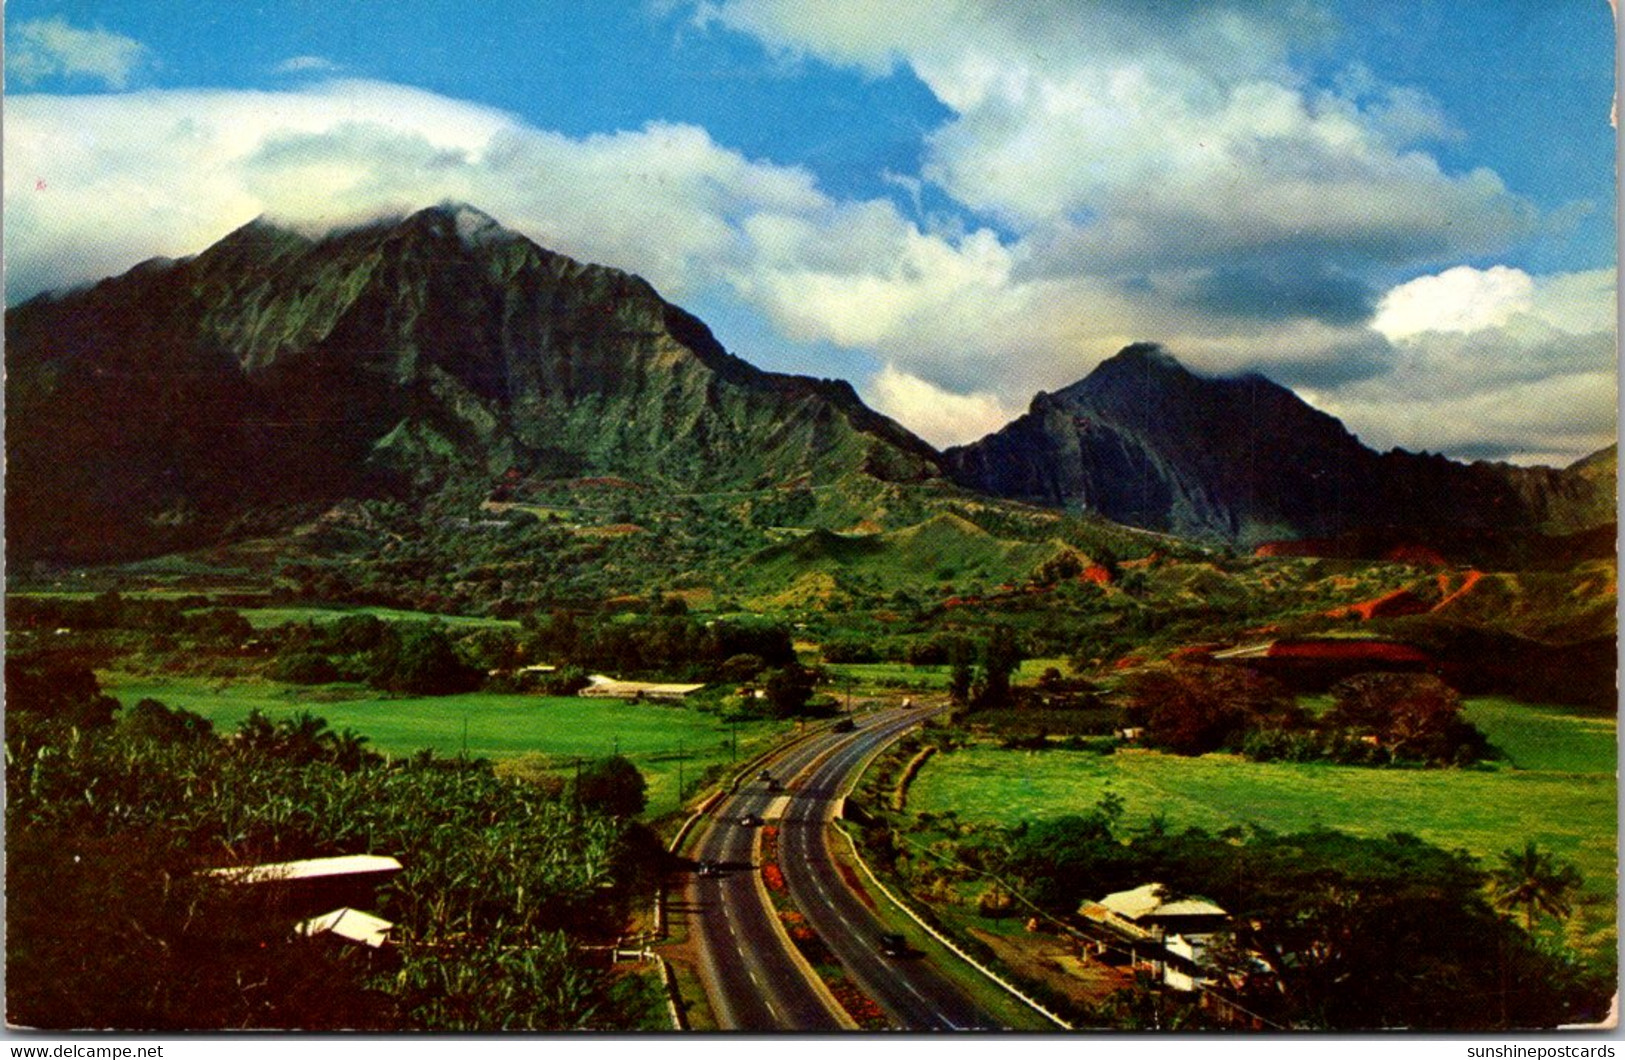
[6,204,942,563]
[944,344,1613,548]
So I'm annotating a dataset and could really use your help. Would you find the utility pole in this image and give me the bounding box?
[677,739,685,808]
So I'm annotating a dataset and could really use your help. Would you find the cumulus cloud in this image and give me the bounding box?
[1371,265,1535,340]
[1314,266,1617,463]
[863,364,1014,449]
[698,0,1532,275]
[7,17,151,89]
[4,81,826,304]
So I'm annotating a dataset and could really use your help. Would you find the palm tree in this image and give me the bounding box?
[1488,840,1583,931]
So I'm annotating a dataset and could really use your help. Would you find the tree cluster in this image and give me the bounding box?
[1126,664,1491,766]
[6,706,664,1030]
[994,807,1606,1030]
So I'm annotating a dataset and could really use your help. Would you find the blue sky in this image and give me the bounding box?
[5,1,1617,463]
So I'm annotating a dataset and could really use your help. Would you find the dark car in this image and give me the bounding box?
[831,717,856,733]
[697,860,720,878]
[738,812,762,827]
[878,933,908,957]
[757,769,773,782]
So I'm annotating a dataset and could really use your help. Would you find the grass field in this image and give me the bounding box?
[908,698,1617,937]
[231,606,520,630]
[101,673,788,812]
[825,656,1074,693]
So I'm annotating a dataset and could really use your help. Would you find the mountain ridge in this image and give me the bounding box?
[5,203,943,562]
[944,343,1610,547]
[6,206,1612,564]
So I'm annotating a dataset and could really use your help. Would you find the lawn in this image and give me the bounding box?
[101,673,789,813]
[908,698,1617,941]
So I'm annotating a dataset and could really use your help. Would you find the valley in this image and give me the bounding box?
[5,208,1615,1032]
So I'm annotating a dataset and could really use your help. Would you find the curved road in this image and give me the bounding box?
[778,713,1003,1031]
[686,706,1021,1031]
[685,720,865,1030]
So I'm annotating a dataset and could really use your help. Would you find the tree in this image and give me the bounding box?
[123,698,215,744]
[972,625,1023,709]
[763,663,817,718]
[370,623,481,695]
[1327,672,1487,764]
[945,636,975,705]
[1128,664,1297,755]
[6,657,121,729]
[572,755,648,818]
[1489,840,1583,931]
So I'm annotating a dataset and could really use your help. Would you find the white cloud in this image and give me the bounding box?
[863,364,1014,448]
[1372,265,1535,340]
[1320,266,1618,463]
[7,18,151,89]
[275,56,344,75]
[4,81,826,304]
[699,0,1530,276]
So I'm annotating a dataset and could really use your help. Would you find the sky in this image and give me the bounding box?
[4,1,1618,465]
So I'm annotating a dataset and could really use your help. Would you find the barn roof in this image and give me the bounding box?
[204,854,403,885]
[1095,882,1227,921]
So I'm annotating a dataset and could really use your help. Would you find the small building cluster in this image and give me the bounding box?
[205,854,403,950]
[1078,882,1230,993]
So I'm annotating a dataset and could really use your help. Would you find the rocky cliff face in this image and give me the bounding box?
[944,344,1612,547]
[6,204,941,562]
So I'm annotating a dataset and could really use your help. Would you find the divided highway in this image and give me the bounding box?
[684,721,860,1030]
[683,706,1025,1031]
[778,713,1004,1031]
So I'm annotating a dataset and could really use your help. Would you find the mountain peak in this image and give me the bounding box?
[1108,341,1183,370]
[5,206,945,561]
[411,201,515,248]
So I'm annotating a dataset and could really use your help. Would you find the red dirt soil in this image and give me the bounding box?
[1324,588,1431,621]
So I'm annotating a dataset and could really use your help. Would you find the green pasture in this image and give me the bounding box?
[909,698,1617,922]
[231,605,520,630]
[825,656,1075,693]
[1464,697,1617,774]
[101,673,788,811]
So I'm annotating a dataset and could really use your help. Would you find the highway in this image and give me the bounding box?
[777,712,1004,1031]
[685,705,1021,1031]
[684,719,863,1030]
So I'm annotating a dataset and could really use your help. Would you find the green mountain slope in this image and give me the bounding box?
[6,204,941,563]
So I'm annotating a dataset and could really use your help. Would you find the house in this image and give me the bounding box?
[204,855,404,919]
[296,907,395,948]
[579,674,705,701]
[1079,882,1230,992]
[204,854,404,886]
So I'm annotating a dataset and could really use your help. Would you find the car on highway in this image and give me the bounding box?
[696,860,721,878]
[877,933,908,958]
[831,717,856,733]
[738,812,763,827]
